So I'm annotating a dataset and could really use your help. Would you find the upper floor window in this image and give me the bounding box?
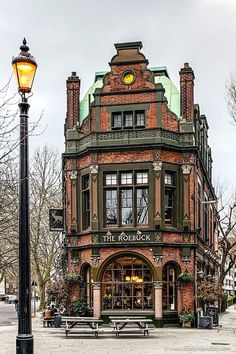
[164,172,176,226]
[197,180,202,230]
[111,110,145,130]
[112,113,122,128]
[104,171,148,227]
[136,111,145,126]
[204,192,209,242]
[124,112,133,127]
[82,175,90,230]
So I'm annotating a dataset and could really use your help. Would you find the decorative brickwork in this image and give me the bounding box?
[63,41,218,327]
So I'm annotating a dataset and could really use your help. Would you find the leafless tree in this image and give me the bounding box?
[30,146,63,309]
[0,160,19,283]
[217,192,236,285]
[225,74,236,125]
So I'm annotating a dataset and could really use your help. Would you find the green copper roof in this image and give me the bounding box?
[80,67,180,122]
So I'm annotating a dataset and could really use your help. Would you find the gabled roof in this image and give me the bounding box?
[80,67,180,122]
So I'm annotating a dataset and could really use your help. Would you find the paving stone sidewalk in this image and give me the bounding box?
[0,306,236,354]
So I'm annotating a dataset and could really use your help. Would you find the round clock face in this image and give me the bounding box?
[122,71,135,85]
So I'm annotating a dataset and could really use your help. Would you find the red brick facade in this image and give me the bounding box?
[63,42,218,326]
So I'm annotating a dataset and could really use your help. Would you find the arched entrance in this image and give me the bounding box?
[101,255,154,311]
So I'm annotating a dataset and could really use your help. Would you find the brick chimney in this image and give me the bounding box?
[66,72,80,130]
[179,63,195,122]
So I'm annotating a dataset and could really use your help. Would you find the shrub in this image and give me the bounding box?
[179,308,194,323]
[70,298,89,316]
[227,295,234,307]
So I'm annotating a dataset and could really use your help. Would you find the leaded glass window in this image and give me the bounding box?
[135,111,145,126]
[106,190,117,225]
[121,189,133,225]
[112,113,122,128]
[102,256,153,311]
[106,174,117,186]
[104,171,149,227]
[137,188,148,224]
[124,112,133,127]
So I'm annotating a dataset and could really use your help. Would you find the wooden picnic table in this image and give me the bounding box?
[63,317,103,338]
[110,317,153,337]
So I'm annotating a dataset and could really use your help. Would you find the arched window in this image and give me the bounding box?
[102,256,153,311]
[162,263,179,311]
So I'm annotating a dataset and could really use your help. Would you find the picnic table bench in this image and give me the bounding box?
[110,317,154,336]
[63,317,103,338]
[43,318,54,327]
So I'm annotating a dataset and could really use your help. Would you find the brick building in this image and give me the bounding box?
[63,41,218,326]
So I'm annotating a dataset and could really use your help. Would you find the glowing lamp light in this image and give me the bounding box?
[136,278,143,283]
[12,38,37,93]
[125,276,131,281]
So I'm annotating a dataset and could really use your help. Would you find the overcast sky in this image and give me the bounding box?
[0,0,236,190]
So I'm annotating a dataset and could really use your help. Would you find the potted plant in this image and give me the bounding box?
[179,308,194,328]
[177,268,193,283]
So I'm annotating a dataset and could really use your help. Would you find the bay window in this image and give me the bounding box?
[104,171,148,227]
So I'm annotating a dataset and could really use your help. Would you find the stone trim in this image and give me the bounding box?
[153,161,162,172]
[92,282,101,290]
[90,165,99,174]
[181,164,192,175]
[153,281,163,289]
[68,170,78,180]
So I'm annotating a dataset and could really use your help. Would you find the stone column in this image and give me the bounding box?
[153,160,162,229]
[90,165,99,230]
[92,282,101,318]
[154,281,163,320]
[182,164,191,230]
[177,283,182,314]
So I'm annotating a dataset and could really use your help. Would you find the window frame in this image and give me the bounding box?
[101,256,153,311]
[103,170,149,227]
[164,171,176,226]
[82,174,90,230]
[112,112,122,129]
[111,110,145,130]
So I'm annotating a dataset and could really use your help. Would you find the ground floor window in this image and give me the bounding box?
[102,256,153,311]
[162,263,178,310]
[82,265,92,308]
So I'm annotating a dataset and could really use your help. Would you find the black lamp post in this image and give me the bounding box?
[12,38,37,354]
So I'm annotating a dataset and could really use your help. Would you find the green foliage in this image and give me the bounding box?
[65,273,83,285]
[227,295,234,306]
[177,268,193,283]
[179,308,194,323]
[70,298,89,316]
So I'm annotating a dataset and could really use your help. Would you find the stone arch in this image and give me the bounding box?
[96,250,158,282]
[162,260,181,277]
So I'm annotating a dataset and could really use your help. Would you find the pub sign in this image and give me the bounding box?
[49,208,64,231]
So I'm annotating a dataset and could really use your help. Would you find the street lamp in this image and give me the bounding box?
[12,38,37,354]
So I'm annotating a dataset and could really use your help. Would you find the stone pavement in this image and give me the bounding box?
[0,306,236,354]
